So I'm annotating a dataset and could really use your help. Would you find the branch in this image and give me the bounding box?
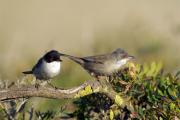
[0,80,116,101]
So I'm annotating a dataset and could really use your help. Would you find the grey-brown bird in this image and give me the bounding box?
[62,48,134,79]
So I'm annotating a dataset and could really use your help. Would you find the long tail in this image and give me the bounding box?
[61,54,85,65]
[22,71,33,74]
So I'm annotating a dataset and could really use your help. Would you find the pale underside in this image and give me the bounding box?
[84,58,129,76]
[33,59,61,80]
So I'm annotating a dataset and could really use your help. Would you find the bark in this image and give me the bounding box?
[0,80,116,101]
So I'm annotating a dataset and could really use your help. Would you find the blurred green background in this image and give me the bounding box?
[0,0,180,113]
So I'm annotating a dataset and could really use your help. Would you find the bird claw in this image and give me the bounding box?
[35,83,40,89]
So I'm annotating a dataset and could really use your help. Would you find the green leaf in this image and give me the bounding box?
[147,62,156,76]
[147,95,153,103]
[167,88,177,98]
[155,62,163,75]
[157,89,163,96]
[138,107,144,116]
[143,63,149,75]
[115,95,123,106]
[84,85,93,94]
[109,109,114,120]
[75,85,93,98]
[135,64,142,73]
[159,117,163,120]
[169,103,175,110]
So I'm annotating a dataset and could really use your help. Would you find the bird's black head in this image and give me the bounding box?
[43,50,62,63]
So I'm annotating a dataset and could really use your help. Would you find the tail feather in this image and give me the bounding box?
[62,54,85,65]
[22,71,33,74]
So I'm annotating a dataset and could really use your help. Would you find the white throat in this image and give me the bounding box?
[110,58,129,71]
[43,60,61,77]
[116,59,128,67]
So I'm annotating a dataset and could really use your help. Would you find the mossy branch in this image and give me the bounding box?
[0,80,116,101]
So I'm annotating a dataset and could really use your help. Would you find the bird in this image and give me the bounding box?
[62,48,134,80]
[22,50,63,87]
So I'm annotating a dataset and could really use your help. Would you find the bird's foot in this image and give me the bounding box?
[95,76,111,88]
[35,83,40,89]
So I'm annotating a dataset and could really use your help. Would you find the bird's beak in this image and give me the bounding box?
[59,53,63,62]
[128,55,135,60]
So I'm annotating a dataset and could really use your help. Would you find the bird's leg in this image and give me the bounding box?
[104,76,114,89]
[107,75,114,83]
[109,71,120,83]
[95,76,114,93]
[35,83,40,89]
[105,76,109,83]
[95,75,103,86]
[107,75,111,82]
[95,76,108,87]
[34,78,40,89]
[91,73,103,86]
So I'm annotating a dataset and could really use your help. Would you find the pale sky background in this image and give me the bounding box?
[0,0,180,79]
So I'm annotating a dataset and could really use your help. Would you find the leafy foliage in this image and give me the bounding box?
[70,62,180,119]
[0,62,179,120]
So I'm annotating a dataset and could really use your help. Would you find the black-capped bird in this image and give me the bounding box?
[23,50,63,87]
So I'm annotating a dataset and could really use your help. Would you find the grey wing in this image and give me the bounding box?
[84,61,110,76]
[82,54,111,64]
